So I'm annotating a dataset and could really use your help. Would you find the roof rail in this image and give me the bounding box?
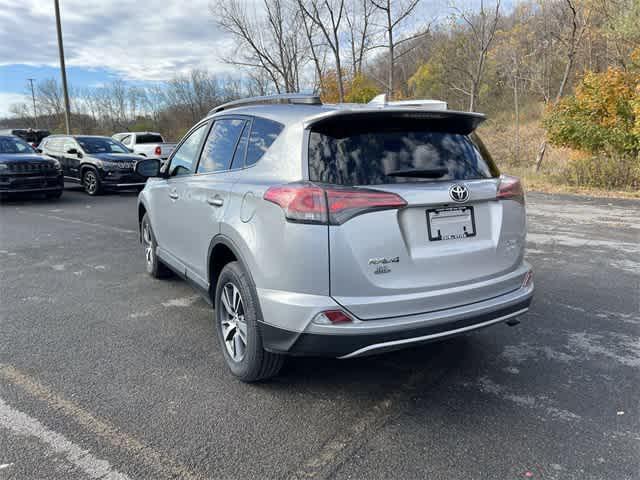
[368,94,447,111]
[209,93,322,115]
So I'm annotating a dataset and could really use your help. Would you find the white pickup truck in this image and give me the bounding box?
[112,132,176,160]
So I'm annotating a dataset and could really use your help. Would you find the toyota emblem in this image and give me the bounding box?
[449,184,469,202]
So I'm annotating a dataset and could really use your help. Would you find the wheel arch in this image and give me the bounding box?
[79,162,97,176]
[208,235,258,303]
[137,201,148,242]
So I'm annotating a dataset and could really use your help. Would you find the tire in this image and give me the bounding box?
[140,213,171,278]
[46,190,63,199]
[215,261,284,382]
[82,168,101,196]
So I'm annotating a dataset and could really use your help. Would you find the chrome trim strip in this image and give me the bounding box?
[114,182,146,187]
[338,308,529,359]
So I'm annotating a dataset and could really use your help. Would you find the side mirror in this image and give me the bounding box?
[128,148,134,153]
[35,148,43,153]
[66,148,78,155]
[135,158,161,178]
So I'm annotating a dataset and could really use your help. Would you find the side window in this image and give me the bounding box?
[230,122,250,169]
[197,119,246,174]
[245,118,284,167]
[169,123,208,177]
[120,135,131,146]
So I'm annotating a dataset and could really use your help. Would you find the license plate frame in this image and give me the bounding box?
[426,206,476,242]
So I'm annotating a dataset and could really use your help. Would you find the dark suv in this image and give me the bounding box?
[0,128,50,148]
[40,135,146,195]
[0,135,63,200]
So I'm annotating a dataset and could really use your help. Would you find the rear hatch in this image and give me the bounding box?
[307,111,527,320]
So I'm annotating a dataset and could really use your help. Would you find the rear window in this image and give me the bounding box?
[308,124,499,186]
[136,134,163,144]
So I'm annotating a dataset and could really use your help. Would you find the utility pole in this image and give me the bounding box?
[27,78,37,129]
[54,0,72,134]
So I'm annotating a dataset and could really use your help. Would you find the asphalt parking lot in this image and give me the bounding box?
[0,186,638,480]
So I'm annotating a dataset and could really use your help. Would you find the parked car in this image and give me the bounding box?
[0,128,50,148]
[135,93,534,382]
[40,135,146,195]
[0,135,63,200]
[112,132,176,160]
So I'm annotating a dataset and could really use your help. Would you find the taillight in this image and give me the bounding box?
[326,188,407,225]
[497,175,524,204]
[263,184,327,224]
[154,146,162,156]
[264,182,407,225]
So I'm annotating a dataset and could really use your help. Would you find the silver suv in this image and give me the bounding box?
[135,94,534,382]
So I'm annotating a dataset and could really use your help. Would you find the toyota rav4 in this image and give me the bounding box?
[135,94,534,382]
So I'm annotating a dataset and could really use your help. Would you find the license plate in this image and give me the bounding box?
[427,206,476,241]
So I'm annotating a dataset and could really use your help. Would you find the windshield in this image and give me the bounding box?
[308,127,499,186]
[0,136,35,154]
[76,137,129,154]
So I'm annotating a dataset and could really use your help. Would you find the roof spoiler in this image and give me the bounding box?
[306,109,486,135]
[209,93,322,115]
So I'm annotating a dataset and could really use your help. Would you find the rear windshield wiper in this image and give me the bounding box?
[386,167,448,178]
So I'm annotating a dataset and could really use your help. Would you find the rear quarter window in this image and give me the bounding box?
[245,117,284,167]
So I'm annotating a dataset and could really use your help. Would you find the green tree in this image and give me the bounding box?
[544,67,639,156]
[407,60,446,99]
[345,74,380,103]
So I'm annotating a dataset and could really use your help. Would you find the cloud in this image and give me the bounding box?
[0,0,236,81]
[0,93,30,117]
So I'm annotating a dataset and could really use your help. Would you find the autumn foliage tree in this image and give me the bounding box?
[544,68,639,157]
[543,65,640,188]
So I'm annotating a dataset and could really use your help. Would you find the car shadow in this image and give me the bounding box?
[264,335,480,392]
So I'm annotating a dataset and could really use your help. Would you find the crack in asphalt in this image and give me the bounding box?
[289,365,454,480]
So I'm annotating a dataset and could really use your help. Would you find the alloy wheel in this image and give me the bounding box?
[142,222,153,267]
[84,171,97,194]
[219,282,247,362]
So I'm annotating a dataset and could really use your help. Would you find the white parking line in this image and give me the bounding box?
[26,212,137,235]
[0,396,132,480]
[0,364,203,480]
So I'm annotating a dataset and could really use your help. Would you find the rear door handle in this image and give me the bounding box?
[207,196,224,207]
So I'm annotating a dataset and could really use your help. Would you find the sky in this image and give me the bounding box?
[0,0,495,118]
[0,0,236,117]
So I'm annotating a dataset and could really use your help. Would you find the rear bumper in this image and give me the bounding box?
[259,273,534,358]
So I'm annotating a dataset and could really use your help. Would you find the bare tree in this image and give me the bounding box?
[369,0,430,98]
[37,78,65,118]
[300,10,326,92]
[297,0,346,101]
[449,0,501,111]
[345,0,376,76]
[215,0,306,93]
